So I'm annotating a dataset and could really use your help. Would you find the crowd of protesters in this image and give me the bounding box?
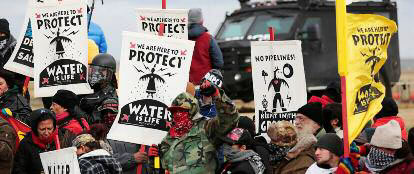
[0,7,414,174]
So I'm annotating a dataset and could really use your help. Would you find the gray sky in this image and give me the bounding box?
[1,0,413,59]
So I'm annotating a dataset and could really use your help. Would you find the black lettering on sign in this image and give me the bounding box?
[258,110,296,134]
[142,22,186,33]
[129,50,183,68]
[39,59,87,88]
[118,99,172,131]
[13,36,34,67]
[37,15,83,30]
[47,164,70,174]
[352,33,391,46]
[353,84,383,114]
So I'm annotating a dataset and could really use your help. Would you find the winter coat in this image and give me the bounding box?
[88,21,107,53]
[78,149,122,174]
[108,139,148,174]
[218,150,265,174]
[0,87,32,125]
[12,133,57,174]
[272,136,316,174]
[0,117,17,174]
[253,137,272,174]
[80,85,117,124]
[188,24,223,85]
[160,92,239,174]
[359,157,414,174]
[57,111,90,135]
[372,116,408,141]
[305,163,337,174]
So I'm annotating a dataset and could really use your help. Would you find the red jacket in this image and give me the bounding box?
[57,112,90,135]
[189,32,212,85]
[382,159,414,174]
[372,116,408,141]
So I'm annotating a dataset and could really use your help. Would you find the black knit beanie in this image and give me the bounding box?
[0,18,10,37]
[314,133,343,156]
[52,90,78,110]
[0,69,16,88]
[375,97,398,119]
[297,102,323,126]
[238,116,256,136]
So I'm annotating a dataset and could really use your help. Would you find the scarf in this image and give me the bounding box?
[31,129,58,150]
[169,111,193,138]
[0,37,7,50]
[56,112,70,123]
[223,144,265,174]
[268,143,291,165]
[365,147,396,171]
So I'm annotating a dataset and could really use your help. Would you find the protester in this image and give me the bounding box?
[305,133,343,174]
[188,8,223,85]
[295,102,324,137]
[87,6,107,53]
[218,128,265,174]
[0,116,17,174]
[359,120,414,173]
[12,109,59,174]
[80,53,118,124]
[149,82,239,173]
[0,69,31,124]
[239,116,272,174]
[322,103,343,138]
[0,19,29,101]
[372,97,408,141]
[89,123,113,154]
[409,127,414,153]
[267,121,297,166]
[73,134,122,174]
[51,89,90,136]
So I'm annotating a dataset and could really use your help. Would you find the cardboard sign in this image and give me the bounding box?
[4,2,34,77]
[136,8,188,39]
[31,0,92,97]
[107,31,194,145]
[251,40,307,136]
[40,147,81,174]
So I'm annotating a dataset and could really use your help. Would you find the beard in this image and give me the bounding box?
[297,124,316,138]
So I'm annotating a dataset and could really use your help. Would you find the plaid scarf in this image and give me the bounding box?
[366,147,396,171]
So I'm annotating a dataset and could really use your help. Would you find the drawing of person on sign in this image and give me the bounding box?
[268,65,293,113]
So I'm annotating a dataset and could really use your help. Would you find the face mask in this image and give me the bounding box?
[88,65,112,88]
[169,111,193,138]
[0,37,7,50]
[366,147,396,170]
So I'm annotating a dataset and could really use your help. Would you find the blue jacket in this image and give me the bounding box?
[188,24,223,69]
[88,21,107,53]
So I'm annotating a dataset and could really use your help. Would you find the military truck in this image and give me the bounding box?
[215,0,400,101]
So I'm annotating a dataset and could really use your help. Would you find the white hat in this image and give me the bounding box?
[370,120,402,149]
[189,8,203,24]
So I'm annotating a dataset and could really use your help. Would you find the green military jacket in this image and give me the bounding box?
[160,93,239,174]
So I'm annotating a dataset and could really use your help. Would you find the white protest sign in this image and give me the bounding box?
[136,8,188,39]
[31,0,93,97]
[107,31,194,145]
[251,40,307,137]
[40,147,81,174]
[4,2,34,77]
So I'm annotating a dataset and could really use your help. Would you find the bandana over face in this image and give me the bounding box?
[366,147,396,171]
[169,111,193,138]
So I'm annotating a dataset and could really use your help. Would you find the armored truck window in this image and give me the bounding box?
[216,16,255,41]
[247,14,296,40]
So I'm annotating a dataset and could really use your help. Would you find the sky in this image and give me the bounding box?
[1,0,413,59]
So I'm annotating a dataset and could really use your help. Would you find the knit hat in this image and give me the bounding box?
[188,8,203,24]
[267,121,297,147]
[72,134,96,148]
[0,19,10,37]
[52,89,78,110]
[238,116,256,137]
[222,128,254,146]
[375,97,398,119]
[297,102,323,126]
[370,120,402,149]
[97,98,119,113]
[322,103,342,133]
[314,133,343,156]
[201,69,223,88]
[324,81,341,103]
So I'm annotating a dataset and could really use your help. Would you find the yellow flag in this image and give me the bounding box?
[346,14,397,143]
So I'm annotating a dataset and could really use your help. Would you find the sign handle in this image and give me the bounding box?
[158,0,167,36]
[136,145,146,174]
[55,134,61,150]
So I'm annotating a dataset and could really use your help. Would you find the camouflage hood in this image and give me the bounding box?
[168,92,200,119]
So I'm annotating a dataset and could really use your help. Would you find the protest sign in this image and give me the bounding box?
[107,31,194,145]
[31,0,93,97]
[40,147,81,174]
[136,8,188,39]
[4,3,34,77]
[251,40,307,136]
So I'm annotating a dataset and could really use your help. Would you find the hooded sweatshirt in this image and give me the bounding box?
[78,149,122,174]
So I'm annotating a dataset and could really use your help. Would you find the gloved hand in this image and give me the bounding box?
[1,108,12,117]
[336,157,355,174]
[200,80,219,97]
[148,144,159,157]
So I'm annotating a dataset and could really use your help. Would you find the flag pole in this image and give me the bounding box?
[268,27,275,41]
[336,0,350,157]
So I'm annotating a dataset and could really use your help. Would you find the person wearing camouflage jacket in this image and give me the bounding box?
[152,81,239,174]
